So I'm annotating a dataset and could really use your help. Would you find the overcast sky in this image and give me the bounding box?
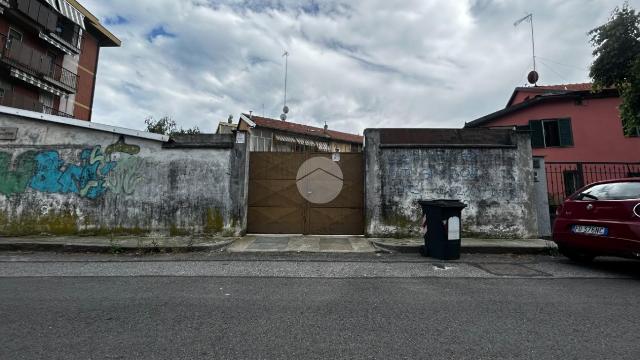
[81,0,639,135]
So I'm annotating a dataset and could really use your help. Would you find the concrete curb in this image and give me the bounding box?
[369,240,558,255]
[0,239,235,254]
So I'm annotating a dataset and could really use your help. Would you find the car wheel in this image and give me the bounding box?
[558,245,596,263]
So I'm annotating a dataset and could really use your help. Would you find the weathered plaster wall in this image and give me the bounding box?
[365,129,538,238]
[0,113,249,236]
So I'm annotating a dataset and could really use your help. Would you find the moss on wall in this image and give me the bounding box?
[203,208,224,234]
[380,213,421,238]
[0,209,78,236]
[77,227,150,236]
[169,225,190,236]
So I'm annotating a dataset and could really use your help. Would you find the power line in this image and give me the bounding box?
[536,56,588,71]
[538,59,569,82]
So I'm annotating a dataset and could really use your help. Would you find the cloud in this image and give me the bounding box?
[81,0,639,134]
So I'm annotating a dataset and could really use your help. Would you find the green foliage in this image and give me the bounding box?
[619,59,640,135]
[144,116,201,137]
[589,2,640,134]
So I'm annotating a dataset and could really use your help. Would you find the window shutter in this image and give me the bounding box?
[529,120,544,148]
[558,118,574,146]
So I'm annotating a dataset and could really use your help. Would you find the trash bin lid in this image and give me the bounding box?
[418,199,467,208]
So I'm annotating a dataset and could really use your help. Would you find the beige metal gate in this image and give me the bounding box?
[247,152,364,235]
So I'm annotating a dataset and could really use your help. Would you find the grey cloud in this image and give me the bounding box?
[81,0,640,133]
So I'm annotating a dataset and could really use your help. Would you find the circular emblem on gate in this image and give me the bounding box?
[296,157,344,204]
[634,203,640,218]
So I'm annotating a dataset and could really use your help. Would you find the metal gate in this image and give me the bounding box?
[247,152,364,235]
[545,162,640,206]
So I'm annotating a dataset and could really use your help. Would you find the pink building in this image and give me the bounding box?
[465,83,640,206]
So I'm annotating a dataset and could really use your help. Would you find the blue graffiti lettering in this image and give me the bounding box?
[29,146,117,199]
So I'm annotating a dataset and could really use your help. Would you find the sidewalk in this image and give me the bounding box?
[0,235,556,255]
[227,236,376,253]
[0,236,235,253]
[370,238,557,255]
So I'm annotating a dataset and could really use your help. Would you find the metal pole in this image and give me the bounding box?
[530,14,536,72]
[283,51,288,109]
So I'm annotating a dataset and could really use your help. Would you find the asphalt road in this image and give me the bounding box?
[1,252,639,360]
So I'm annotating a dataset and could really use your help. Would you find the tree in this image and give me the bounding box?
[589,2,640,135]
[144,116,201,137]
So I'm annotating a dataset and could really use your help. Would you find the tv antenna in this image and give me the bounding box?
[514,13,538,85]
[280,50,289,121]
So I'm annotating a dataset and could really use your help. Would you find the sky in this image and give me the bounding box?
[81,0,640,135]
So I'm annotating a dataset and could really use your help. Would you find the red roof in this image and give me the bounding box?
[243,114,363,144]
[507,83,596,107]
[532,83,593,91]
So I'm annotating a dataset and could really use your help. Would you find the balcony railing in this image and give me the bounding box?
[0,92,73,118]
[14,0,58,33]
[0,33,78,92]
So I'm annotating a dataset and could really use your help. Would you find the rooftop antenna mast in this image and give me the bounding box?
[514,13,539,85]
[280,50,290,121]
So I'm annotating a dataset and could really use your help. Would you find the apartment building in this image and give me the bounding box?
[0,0,120,120]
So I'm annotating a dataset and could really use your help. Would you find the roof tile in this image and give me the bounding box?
[243,114,363,144]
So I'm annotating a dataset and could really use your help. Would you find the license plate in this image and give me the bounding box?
[572,225,608,236]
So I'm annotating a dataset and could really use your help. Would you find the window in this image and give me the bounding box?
[7,28,23,49]
[0,81,12,105]
[39,92,54,114]
[574,182,640,201]
[56,18,80,48]
[627,126,640,137]
[529,118,573,148]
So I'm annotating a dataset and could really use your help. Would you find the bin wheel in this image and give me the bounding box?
[558,245,596,263]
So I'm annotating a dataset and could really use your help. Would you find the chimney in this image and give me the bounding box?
[323,121,328,132]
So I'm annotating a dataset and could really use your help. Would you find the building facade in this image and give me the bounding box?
[238,114,364,153]
[465,83,640,207]
[465,84,639,162]
[0,0,120,121]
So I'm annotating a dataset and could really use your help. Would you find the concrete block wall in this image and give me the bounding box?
[365,128,539,239]
[0,112,249,236]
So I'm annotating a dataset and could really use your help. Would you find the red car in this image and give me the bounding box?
[552,178,640,262]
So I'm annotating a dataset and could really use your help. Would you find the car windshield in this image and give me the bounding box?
[575,182,640,201]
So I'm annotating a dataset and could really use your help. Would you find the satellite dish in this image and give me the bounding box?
[527,70,539,85]
[280,113,287,121]
[283,105,289,114]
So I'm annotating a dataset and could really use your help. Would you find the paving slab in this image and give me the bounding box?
[226,236,376,253]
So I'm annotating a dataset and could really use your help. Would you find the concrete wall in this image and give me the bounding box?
[0,112,249,236]
[365,128,538,239]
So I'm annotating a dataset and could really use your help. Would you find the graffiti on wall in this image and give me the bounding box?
[105,139,143,195]
[0,139,142,198]
[0,151,37,195]
[30,146,116,199]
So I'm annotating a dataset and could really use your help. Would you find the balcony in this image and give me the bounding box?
[13,0,58,33]
[0,33,78,93]
[0,91,73,118]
